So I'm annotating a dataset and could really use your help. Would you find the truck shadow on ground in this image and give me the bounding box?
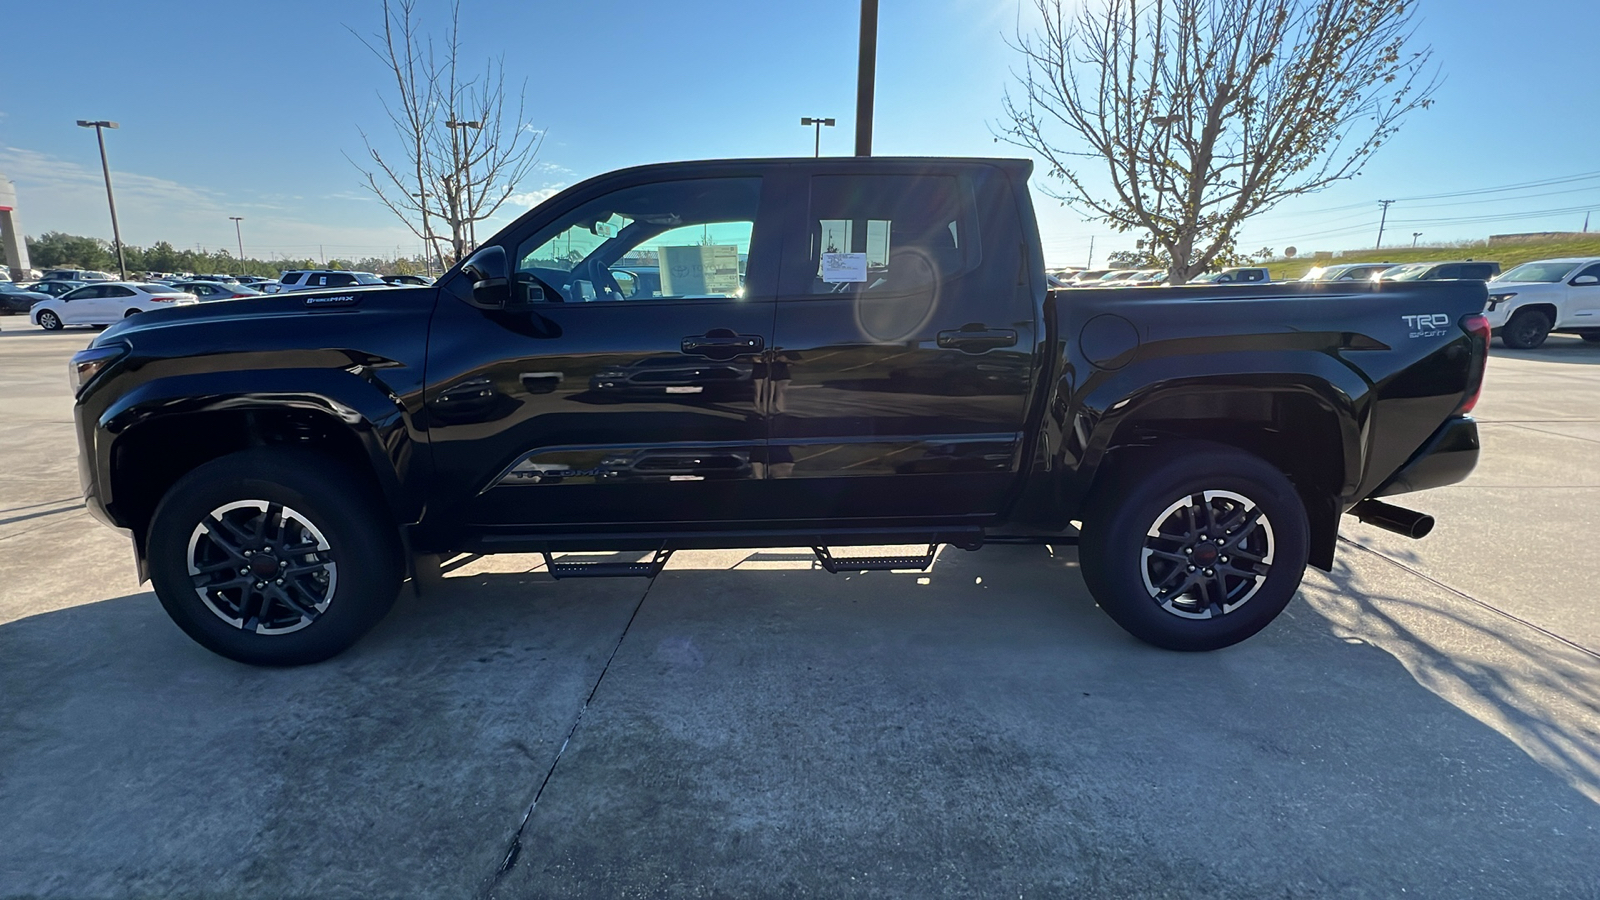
[3,545,1600,897]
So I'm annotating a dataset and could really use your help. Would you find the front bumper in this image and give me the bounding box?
[1372,416,1479,497]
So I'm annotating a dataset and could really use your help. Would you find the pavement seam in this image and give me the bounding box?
[482,575,657,895]
[1338,535,1600,661]
[1509,423,1600,446]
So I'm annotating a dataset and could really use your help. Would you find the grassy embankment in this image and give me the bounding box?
[1265,234,1600,280]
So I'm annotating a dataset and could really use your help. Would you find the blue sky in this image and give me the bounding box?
[4,0,1599,267]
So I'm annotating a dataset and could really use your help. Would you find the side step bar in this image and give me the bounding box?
[812,544,939,573]
[542,549,672,579]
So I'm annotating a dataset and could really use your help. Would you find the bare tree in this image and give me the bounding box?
[1001,0,1437,283]
[349,0,543,268]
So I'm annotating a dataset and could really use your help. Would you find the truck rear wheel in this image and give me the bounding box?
[146,449,403,666]
[1079,445,1310,651]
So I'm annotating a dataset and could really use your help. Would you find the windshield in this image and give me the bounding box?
[353,273,386,285]
[1496,261,1579,283]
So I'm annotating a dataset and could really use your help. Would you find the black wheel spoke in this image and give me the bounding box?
[269,584,318,620]
[205,515,254,555]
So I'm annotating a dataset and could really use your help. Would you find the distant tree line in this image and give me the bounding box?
[5,232,428,278]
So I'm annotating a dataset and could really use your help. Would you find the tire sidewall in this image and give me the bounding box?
[1081,446,1310,651]
[147,450,400,666]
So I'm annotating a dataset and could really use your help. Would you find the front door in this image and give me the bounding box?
[58,285,104,324]
[423,172,781,534]
[764,165,1038,524]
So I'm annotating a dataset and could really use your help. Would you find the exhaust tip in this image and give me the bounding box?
[1349,500,1435,540]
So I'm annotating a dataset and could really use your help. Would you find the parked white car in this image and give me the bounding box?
[30,282,198,330]
[1484,257,1600,349]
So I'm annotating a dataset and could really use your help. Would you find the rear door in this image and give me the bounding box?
[423,169,782,532]
[764,163,1038,523]
[101,285,137,317]
[1567,262,1600,327]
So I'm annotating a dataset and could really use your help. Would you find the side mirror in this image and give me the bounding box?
[461,245,511,309]
[1572,275,1599,286]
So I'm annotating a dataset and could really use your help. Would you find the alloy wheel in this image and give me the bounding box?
[1139,490,1275,620]
[185,500,338,634]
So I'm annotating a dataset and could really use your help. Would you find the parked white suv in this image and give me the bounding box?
[272,270,389,293]
[1484,257,1600,349]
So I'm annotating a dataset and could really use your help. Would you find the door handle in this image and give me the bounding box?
[937,326,1017,353]
[682,329,765,358]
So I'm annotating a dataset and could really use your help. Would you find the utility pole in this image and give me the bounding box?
[77,120,127,280]
[229,217,244,264]
[1585,211,1592,234]
[1375,200,1396,250]
[1412,232,1422,249]
[800,117,835,157]
[1086,235,1095,269]
[855,0,878,156]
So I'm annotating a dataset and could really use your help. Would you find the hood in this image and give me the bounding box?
[89,284,432,349]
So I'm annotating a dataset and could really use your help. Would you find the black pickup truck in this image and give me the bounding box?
[70,157,1488,665]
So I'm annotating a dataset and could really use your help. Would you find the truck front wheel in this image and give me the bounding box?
[146,448,403,666]
[1501,309,1552,349]
[1079,445,1310,651]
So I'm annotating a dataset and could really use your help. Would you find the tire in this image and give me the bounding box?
[1079,444,1310,651]
[1501,309,1552,349]
[124,308,140,318]
[146,448,403,666]
[37,310,62,330]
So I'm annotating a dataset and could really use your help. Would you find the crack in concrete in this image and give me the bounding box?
[1338,535,1600,661]
[481,576,658,896]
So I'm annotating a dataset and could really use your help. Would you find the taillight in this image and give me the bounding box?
[230,293,250,299]
[149,296,175,302]
[1456,313,1491,414]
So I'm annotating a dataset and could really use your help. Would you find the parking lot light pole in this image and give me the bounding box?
[229,217,244,263]
[413,191,433,276]
[77,120,127,280]
[1412,232,1422,248]
[800,117,835,157]
[855,0,878,156]
[444,119,483,249]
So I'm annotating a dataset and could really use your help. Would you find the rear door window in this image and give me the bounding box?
[787,174,980,296]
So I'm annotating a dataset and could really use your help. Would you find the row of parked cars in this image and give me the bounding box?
[1042,256,1600,349]
[0,269,437,329]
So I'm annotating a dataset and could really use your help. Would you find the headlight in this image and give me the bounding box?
[1486,291,1517,311]
[69,344,129,395]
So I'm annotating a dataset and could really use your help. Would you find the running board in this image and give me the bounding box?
[812,544,939,574]
[541,549,672,579]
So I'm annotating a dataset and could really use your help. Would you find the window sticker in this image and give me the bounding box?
[822,252,868,283]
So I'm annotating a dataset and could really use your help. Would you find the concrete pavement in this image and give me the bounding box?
[2,321,1598,898]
